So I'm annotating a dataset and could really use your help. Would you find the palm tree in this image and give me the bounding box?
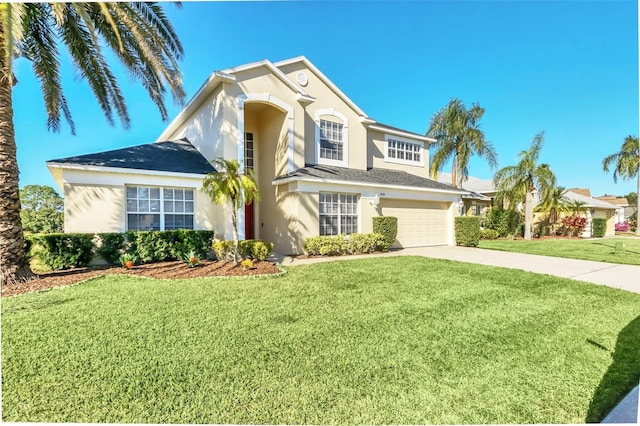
[602,135,639,235]
[202,159,260,264]
[427,98,498,187]
[0,3,185,284]
[494,132,556,240]
[535,185,568,234]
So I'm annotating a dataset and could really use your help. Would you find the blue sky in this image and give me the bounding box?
[12,0,639,197]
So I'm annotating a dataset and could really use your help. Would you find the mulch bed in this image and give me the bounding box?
[2,260,281,297]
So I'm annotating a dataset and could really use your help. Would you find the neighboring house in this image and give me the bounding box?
[535,190,617,237]
[436,173,495,215]
[594,196,630,224]
[47,56,468,254]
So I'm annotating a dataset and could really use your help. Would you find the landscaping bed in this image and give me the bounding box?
[1,260,280,297]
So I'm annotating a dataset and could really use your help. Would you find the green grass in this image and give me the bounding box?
[3,257,639,424]
[479,237,640,265]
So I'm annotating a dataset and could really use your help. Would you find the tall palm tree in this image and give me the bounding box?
[602,135,639,235]
[494,132,556,240]
[202,159,260,264]
[427,98,498,187]
[0,3,185,284]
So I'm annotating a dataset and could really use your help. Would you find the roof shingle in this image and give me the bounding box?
[47,139,216,175]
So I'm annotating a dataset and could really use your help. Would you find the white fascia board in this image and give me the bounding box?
[274,56,369,118]
[368,124,436,143]
[157,71,235,141]
[296,93,316,104]
[272,175,468,196]
[47,162,209,181]
[360,117,376,124]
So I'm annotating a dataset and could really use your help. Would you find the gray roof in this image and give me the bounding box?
[47,139,216,175]
[436,172,497,193]
[564,191,618,209]
[274,164,466,192]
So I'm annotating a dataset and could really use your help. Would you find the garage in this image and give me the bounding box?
[380,199,450,248]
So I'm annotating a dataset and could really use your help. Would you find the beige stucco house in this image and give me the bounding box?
[47,56,468,254]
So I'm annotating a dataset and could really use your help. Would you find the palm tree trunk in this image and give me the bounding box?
[0,23,35,285]
[451,156,458,188]
[231,203,239,264]
[524,190,533,240]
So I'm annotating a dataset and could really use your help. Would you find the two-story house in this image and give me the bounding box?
[47,56,467,254]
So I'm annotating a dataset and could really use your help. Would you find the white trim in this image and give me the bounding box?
[314,108,349,168]
[368,124,436,143]
[47,162,208,180]
[272,175,468,196]
[221,60,310,97]
[384,134,425,167]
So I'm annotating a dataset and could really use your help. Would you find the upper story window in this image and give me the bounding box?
[384,136,424,167]
[315,109,349,167]
[319,120,343,161]
[126,185,194,231]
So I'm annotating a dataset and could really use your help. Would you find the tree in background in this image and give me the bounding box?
[602,136,639,235]
[202,159,260,264]
[0,3,185,284]
[20,184,63,234]
[534,185,568,235]
[494,132,556,240]
[427,98,498,188]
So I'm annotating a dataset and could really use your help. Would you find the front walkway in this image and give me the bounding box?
[278,245,640,294]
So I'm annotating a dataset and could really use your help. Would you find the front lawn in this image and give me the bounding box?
[479,237,640,265]
[3,257,639,424]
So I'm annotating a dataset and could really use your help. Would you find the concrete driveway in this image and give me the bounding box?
[280,245,640,294]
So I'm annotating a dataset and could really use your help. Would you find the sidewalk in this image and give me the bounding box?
[278,245,640,294]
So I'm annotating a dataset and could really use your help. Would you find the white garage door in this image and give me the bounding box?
[380,199,450,248]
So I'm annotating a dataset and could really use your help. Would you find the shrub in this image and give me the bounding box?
[485,208,523,238]
[615,222,632,232]
[217,239,274,261]
[96,233,126,265]
[480,228,499,240]
[373,216,398,251]
[35,233,94,270]
[126,230,214,263]
[212,240,235,261]
[119,253,137,269]
[591,218,607,238]
[304,233,384,256]
[561,215,587,237]
[252,241,274,261]
[455,216,481,247]
[182,250,200,267]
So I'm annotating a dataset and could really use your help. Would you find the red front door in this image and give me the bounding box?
[244,202,255,240]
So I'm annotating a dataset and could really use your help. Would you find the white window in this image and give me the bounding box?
[319,119,343,161]
[385,136,424,166]
[319,192,358,236]
[245,132,254,170]
[127,186,194,231]
[315,109,349,167]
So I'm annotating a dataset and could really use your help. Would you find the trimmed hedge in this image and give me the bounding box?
[455,216,481,247]
[96,233,127,265]
[214,239,274,261]
[484,208,523,238]
[373,216,398,251]
[592,217,607,238]
[304,233,385,256]
[34,233,95,270]
[126,230,214,263]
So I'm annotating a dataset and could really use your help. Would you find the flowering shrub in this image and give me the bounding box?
[182,250,200,267]
[119,253,137,269]
[240,259,255,270]
[561,215,587,237]
[615,222,632,232]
